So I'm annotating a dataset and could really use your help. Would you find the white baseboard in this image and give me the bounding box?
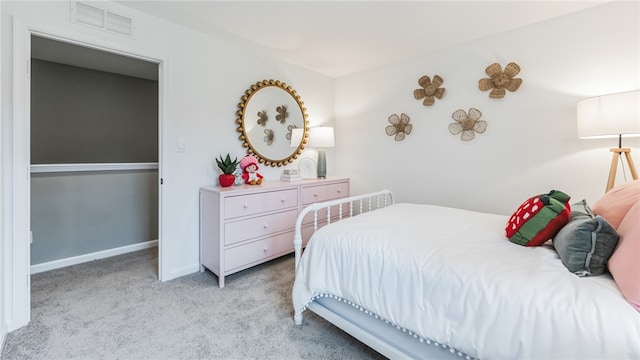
[30,240,158,274]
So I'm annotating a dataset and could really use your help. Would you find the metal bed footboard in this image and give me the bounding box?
[293,189,394,270]
[291,190,474,359]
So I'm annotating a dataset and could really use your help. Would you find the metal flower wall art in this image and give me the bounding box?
[257,110,267,126]
[478,62,522,99]
[449,108,487,141]
[286,124,297,141]
[276,105,288,124]
[263,128,274,145]
[385,113,412,141]
[256,105,290,145]
[413,75,445,106]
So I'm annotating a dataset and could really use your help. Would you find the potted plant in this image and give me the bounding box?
[216,154,239,187]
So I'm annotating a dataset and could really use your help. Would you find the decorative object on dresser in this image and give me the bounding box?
[577,90,640,192]
[306,127,335,178]
[239,154,263,185]
[478,62,522,99]
[235,79,310,167]
[215,154,240,187]
[298,157,317,179]
[200,177,349,288]
[233,167,244,186]
[280,169,302,182]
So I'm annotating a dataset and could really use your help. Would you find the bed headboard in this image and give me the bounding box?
[293,189,394,269]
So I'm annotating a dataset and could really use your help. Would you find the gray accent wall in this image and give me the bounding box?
[30,53,159,266]
[30,171,159,264]
[31,59,158,164]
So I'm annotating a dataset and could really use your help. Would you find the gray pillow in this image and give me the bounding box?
[553,215,619,276]
[571,199,594,220]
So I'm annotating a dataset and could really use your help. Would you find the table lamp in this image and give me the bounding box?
[290,128,305,149]
[307,127,335,178]
[577,90,640,192]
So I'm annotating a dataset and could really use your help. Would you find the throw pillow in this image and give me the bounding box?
[553,215,619,276]
[592,180,640,230]
[571,199,594,220]
[608,201,640,311]
[505,190,571,246]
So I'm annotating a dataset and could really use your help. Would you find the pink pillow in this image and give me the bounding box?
[592,180,640,230]
[608,200,640,311]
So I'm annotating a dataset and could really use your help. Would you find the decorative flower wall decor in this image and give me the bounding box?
[276,105,288,123]
[385,113,412,141]
[257,110,267,126]
[264,128,274,145]
[413,75,445,106]
[286,124,297,141]
[449,108,487,141]
[478,62,522,99]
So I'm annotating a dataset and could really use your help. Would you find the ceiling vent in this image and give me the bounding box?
[70,1,135,38]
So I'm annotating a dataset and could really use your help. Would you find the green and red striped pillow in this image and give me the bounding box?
[506,190,571,246]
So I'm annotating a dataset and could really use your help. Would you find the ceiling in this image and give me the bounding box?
[116,0,609,78]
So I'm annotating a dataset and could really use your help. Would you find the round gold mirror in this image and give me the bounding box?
[236,79,309,167]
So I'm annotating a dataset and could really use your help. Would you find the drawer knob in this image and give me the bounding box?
[263,224,269,229]
[243,204,249,209]
[314,193,318,197]
[337,189,341,193]
[263,246,269,252]
[281,198,286,203]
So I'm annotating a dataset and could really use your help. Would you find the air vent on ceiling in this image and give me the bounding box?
[70,1,135,38]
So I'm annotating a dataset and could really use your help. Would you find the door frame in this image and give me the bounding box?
[8,19,166,331]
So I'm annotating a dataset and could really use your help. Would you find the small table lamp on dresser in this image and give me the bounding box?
[577,90,640,192]
[307,127,335,179]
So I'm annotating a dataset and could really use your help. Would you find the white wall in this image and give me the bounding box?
[335,0,639,215]
[2,0,637,334]
[1,0,334,331]
[0,0,5,351]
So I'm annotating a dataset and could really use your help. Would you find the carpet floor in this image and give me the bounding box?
[1,248,385,360]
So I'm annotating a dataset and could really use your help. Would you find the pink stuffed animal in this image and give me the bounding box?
[240,155,263,185]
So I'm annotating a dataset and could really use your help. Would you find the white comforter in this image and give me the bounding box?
[292,203,640,359]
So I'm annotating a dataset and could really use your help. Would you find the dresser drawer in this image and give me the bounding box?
[266,189,298,212]
[301,182,348,205]
[200,178,349,288]
[224,193,266,219]
[225,231,294,271]
[224,209,298,245]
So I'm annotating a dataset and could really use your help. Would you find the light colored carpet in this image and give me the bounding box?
[1,248,385,360]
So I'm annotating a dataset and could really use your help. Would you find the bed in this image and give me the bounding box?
[291,190,640,359]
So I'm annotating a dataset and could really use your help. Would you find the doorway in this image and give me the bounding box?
[29,35,160,274]
[7,27,165,331]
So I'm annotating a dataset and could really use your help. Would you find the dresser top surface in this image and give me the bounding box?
[200,177,349,195]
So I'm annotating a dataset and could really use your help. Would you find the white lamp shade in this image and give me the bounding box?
[290,128,304,147]
[577,90,640,139]
[307,127,335,148]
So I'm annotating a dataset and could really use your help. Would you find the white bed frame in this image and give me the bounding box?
[293,190,472,360]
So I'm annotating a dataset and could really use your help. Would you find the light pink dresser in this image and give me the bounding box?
[199,177,349,287]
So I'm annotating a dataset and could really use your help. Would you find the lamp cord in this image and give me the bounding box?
[619,151,628,181]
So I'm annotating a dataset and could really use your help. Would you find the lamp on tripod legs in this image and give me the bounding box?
[577,90,640,192]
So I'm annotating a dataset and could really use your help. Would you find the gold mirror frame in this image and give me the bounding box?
[236,79,309,167]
